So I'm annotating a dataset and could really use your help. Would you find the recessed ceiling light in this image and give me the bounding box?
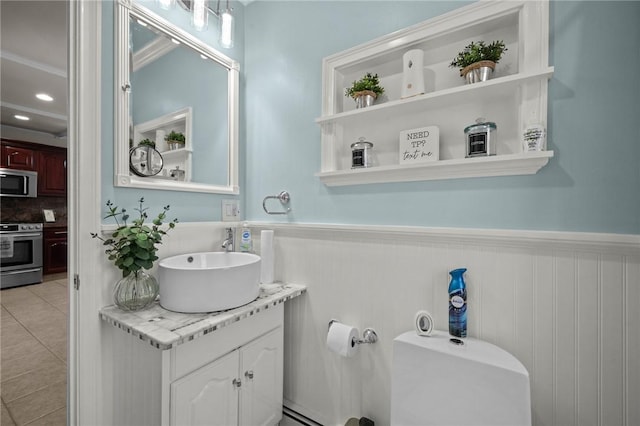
[14,115,30,121]
[36,93,54,102]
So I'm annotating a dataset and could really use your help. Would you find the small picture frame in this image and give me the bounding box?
[43,209,56,223]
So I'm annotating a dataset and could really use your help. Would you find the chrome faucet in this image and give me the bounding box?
[222,227,235,252]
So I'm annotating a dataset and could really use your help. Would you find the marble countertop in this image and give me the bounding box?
[99,283,306,350]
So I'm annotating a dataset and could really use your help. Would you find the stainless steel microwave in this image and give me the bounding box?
[0,168,38,197]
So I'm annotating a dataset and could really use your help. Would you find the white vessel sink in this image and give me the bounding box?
[158,252,261,313]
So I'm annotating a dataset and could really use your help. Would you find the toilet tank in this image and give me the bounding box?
[391,330,531,426]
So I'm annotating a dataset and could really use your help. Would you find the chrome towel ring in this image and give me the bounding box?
[262,191,291,215]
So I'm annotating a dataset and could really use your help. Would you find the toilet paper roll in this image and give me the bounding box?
[326,322,358,357]
[415,310,434,336]
[260,230,274,284]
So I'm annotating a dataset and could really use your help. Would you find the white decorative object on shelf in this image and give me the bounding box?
[315,0,552,186]
[401,49,425,99]
[523,124,546,152]
[399,126,439,164]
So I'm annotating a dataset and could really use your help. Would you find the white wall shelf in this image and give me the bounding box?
[317,151,553,186]
[160,147,193,158]
[316,68,554,126]
[316,0,552,186]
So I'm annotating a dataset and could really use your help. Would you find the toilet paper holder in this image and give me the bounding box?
[328,320,378,345]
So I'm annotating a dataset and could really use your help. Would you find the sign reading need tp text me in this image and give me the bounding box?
[399,126,439,165]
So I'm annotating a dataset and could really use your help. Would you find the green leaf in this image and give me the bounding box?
[135,259,153,269]
[135,250,150,260]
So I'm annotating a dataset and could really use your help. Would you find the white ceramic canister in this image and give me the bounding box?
[523,124,546,151]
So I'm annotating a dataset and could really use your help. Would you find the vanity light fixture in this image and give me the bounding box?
[218,0,234,49]
[191,0,208,31]
[172,0,234,48]
[36,93,54,102]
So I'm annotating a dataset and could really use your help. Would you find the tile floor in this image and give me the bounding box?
[1,274,68,426]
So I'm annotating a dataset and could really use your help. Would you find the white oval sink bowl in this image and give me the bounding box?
[158,252,261,313]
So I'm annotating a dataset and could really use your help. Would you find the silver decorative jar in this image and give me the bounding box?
[353,90,377,109]
[460,60,496,84]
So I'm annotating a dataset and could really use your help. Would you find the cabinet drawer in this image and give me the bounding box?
[172,303,283,380]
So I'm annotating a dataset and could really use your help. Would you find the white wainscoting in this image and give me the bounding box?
[248,223,640,426]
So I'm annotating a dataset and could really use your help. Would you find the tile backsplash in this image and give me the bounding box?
[1,196,67,224]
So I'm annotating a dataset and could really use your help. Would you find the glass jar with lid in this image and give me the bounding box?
[464,118,497,158]
[351,137,374,168]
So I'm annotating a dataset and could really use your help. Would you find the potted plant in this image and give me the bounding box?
[138,138,156,148]
[165,130,186,150]
[91,198,178,311]
[449,40,507,84]
[345,72,385,108]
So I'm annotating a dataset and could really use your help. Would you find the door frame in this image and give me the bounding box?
[68,0,104,424]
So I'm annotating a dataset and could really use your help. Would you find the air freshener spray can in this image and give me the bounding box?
[448,268,467,338]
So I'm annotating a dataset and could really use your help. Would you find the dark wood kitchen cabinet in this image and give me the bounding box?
[1,143,36,170]
[38,150,67,196]
[44,226,68,274]
[1,139,67,196]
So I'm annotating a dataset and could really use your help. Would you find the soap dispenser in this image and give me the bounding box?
[448,268,467,338]
[239,222,252,252]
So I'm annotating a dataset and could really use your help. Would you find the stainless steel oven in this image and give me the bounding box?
[0,223,43,288]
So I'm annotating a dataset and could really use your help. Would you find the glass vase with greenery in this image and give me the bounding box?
[91,198,178,311]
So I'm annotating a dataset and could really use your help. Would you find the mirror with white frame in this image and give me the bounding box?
[115,0,239,194]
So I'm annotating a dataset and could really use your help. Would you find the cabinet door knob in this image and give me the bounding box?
[244,370,254,380]
[232,378,241,388]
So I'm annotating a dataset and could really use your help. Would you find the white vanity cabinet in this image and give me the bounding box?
[171,326,283,426]
[172,349,240,425]
[101,284,306,426]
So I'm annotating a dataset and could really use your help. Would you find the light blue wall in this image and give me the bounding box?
[102,1,640,234]
[243,1,640,234]
[101,0,245,222]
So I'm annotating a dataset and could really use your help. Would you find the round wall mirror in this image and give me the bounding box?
[130,146,164,177]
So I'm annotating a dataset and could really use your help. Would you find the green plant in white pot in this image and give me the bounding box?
[91,198,178,311]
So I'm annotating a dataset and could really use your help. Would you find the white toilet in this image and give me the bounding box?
[390,330,531,426]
